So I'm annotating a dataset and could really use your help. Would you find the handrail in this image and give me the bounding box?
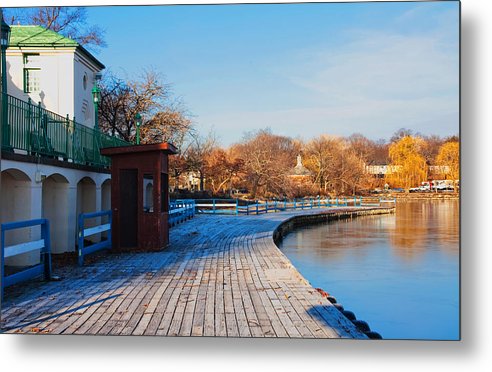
[1,93,130,168]
[1,218,52,300]
[169,200,196,226]
[188,196,396,215]
[77,210,112,266]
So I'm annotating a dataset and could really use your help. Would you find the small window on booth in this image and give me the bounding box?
[161,173,169,212]
[143,174,154,213]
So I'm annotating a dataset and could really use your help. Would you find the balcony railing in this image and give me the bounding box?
[1,93,130,168]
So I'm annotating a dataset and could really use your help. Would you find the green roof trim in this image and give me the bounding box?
[10,25,79,47]
[8,25,105,70]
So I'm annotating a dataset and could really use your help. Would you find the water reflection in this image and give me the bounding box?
[390,200,459,258]
[278,200,459,340]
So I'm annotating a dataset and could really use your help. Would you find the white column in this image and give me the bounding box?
[67,184,78,252]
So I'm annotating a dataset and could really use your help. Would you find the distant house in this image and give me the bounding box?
[429,165,450,176]
[288,154,312,182]
[5,25,105,127]
[365,164,401,178]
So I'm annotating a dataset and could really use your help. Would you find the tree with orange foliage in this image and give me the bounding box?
[436,141,459,187]
[388,136,428,189]
[204,148,244,195]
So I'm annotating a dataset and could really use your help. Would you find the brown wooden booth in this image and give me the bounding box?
[101,143,177,252]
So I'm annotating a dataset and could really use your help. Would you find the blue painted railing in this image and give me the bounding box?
[77,210,112,266]
[1,218,52,299]
[194,199,239,215]
[169,200,196,227]
[189,196,396,215]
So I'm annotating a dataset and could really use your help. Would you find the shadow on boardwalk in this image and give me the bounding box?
[1,208,390,338]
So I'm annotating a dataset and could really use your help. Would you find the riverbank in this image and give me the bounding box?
[385,192,459,200]
[1,207,393,338]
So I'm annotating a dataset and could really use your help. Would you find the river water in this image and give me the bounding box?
[277,200,459,340]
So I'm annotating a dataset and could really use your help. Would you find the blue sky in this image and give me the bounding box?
[84,1,459,146]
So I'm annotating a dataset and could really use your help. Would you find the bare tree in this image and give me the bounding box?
[304,135,368,195]
[5,7,106,50]
[141,105,193,148]
[98,72,131,138]
[303,135,336,192]
[185,131,218,191]
[348,133,376,164]
[204,148,244,195]
[234,129,295,198]
[99,69,192,147]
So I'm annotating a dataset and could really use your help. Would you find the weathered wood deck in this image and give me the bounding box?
[1,207,393,338]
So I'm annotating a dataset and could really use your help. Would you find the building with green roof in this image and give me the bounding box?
[5,25,105,128]
[1,25,113,269]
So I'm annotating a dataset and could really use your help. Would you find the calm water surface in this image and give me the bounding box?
[278,200,459,340]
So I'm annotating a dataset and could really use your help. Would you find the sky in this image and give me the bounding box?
[19,1,462,146]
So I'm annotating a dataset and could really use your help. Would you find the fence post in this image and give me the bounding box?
[284,198,287,210]
[266,200,268,213]
[294,198,297,210]
[256,201,259,215]
[37,102,42,133]
[78,213,85,266]
[236,199,239,215]
[274,199,277,212]
[27,98,33,140]
[1,222,5,300]
[213,199,216,214]
[65,114,70,158]
[336,197,339,207]
[41,220,52,280]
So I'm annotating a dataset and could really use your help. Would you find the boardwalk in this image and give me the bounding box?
[1,207,393,338]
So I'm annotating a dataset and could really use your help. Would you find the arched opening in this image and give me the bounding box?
[42,173,69,254]
[1,168,33,266]
[101,178,111,239]
[76,177,97,243]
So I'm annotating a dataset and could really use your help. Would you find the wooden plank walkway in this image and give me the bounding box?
[0,207,393,338]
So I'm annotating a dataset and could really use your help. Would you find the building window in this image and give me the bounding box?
[83,73,88,90]
[23,53,40,65]
[23,68,41,93]
[143,174,154,213]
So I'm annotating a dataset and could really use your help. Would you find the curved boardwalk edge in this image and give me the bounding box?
[1,207,394,338]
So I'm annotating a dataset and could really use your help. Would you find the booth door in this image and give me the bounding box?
[119,169,138,248]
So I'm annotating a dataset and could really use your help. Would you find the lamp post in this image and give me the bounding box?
[91,81,101,130]
[91,80,101,161]
[1,10,11,149]
[135,112,141,145]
